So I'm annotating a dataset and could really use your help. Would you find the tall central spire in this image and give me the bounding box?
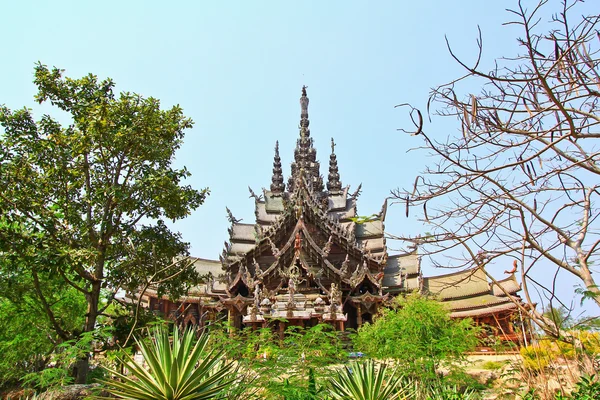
[288,86,323,192]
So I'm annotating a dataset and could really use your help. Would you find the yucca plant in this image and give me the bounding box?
[426,384,480,400]
[96,326,235,400]
[328,359,413,400]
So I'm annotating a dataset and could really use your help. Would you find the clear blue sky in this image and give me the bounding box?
[2,1,597,315]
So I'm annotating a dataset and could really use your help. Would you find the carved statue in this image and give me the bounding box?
[249,305,258,321]
[339,255,350,277]
[288,277,296,299]
[323,235,333,256]
[329,282,341,306]
[254,283,261,308]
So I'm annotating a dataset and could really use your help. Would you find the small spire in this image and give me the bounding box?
[327,138,342,194]
[270,141,285,195]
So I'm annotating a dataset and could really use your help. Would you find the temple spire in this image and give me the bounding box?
[270,141,285,195]
[289,86,323,192]
[327,138,342,194]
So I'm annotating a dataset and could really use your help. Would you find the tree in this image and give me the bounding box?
[353,294,479,382]
[0,64,207,383]
[394,0,600,337]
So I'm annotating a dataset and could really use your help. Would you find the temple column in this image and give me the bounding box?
[279,321,285,342]
[357,304,363,327]
[227,308,233,336]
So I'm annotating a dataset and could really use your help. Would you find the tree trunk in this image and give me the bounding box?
[74,280,101,384]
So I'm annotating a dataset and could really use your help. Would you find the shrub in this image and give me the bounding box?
[97,326,235,400]
[481,361,504,371]
[328,359,413,400]
[353,293,479,382]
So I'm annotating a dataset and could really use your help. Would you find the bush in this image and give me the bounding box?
[481,361,504,371]
[570,374,600,400]
[328,359,413,400]
[353,293,479,382]
[520,332,600,372]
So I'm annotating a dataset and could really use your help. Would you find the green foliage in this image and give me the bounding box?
[349,214,378,225]
[0,64,207,382]
[569,374,600,400]
[21,326,116,391]
[97,326,235,400]
[481,361,504,371]
[575,285,600,306]
[0,263,86,390]
[520,333,600,372]
[278,368,324,400]
[205,322,345,399]
[353,293,479,381]
[328,359,413,400]
[542,305,574,331]
[425,383,480,400]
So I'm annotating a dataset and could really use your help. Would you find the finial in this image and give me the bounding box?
[300,86,309,128]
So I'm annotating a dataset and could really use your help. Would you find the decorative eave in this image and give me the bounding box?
[348,292,389,312]
[220,293,254,313]
[449,301,520,318]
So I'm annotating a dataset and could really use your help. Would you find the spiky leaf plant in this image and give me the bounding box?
[97,326,235,400]
[328,359,413,400]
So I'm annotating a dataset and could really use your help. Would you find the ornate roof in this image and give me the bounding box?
[179,88,523,321]
[221,88,387,280]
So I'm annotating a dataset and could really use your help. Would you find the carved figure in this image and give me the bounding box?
[329,282,342,306]
[288,277,296,299]
[294,232,302,257]
[254,284,261,307]
[323,235,333,256]
[339,255,350,277]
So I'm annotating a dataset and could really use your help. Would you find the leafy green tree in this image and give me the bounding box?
[354,294,479,382]
[0,64,207,383]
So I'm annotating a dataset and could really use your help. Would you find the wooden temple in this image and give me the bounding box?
[137,87,529,345]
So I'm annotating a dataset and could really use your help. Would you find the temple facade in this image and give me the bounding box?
[138,87,530,345]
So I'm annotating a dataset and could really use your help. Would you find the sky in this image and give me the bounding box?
[2,1,598,316]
